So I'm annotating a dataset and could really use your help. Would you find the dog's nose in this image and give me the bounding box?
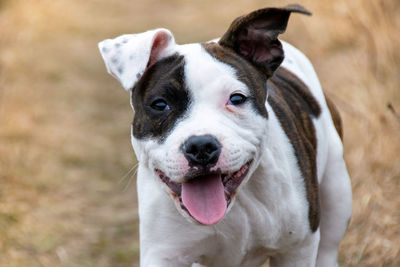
[182,135,221,168]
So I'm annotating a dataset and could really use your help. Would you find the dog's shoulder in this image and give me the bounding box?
[267,59,321,232]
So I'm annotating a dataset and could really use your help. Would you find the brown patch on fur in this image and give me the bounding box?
[325,95,343,140]
[268,67,321,232]
[131,54,190,142]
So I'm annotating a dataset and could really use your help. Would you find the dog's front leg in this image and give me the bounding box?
[140,245,197,267]
[140,251,207,267]
[269,231,320,267]
[140,258,188,267]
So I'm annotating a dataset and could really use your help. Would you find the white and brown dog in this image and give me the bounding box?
[98,4,352,267]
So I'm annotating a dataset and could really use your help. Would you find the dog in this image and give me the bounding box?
[98,4,352,267]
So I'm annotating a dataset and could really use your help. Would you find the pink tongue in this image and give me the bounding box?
[182,174,227,225]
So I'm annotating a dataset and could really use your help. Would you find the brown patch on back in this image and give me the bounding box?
[268,67,321,232]
[325,95,343,140]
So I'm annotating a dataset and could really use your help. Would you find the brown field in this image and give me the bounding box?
[0,0,399,266]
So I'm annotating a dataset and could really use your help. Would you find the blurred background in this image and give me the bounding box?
[0,0,399,266]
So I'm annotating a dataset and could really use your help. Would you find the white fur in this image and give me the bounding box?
[98,29,176,90]
[99,30,352,267]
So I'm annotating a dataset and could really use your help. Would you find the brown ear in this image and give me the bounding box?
[219,4,311,76]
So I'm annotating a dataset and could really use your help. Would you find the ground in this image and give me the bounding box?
[0,0,399,266]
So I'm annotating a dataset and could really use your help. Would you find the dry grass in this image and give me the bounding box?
[0,0,399,266]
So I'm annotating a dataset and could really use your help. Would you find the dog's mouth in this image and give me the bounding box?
[155,161,252,225]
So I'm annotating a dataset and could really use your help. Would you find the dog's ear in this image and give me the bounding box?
[98,29,176,90]
[219,4,311,76]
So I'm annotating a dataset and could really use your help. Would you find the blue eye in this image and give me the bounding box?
[229,93,247,105]
[150,99,169,111]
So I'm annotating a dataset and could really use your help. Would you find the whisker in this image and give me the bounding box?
[118,162,138,188]
[122,166,139,192]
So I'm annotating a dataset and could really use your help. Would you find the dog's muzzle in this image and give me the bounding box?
[156,159,252,225]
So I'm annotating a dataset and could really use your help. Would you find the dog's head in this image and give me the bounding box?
[99,5,310,225]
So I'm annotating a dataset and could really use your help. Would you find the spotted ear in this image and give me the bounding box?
[98,28,176,90]
[219,4,311,76]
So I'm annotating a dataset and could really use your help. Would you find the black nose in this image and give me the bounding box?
[182,135,222,168]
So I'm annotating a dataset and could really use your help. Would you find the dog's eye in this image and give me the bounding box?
[150,99,169,111]
[229,93,247,105]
